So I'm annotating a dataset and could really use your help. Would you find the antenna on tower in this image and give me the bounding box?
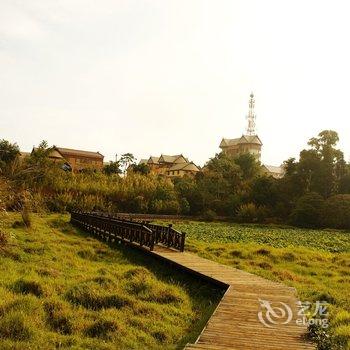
[246,92,256,135]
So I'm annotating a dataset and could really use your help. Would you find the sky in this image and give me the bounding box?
[0,0,349,166]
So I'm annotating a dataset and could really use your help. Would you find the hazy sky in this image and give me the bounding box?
[1,0,349,166]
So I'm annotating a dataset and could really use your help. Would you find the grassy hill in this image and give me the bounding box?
[0,214,222,350]
[169,221,350,349]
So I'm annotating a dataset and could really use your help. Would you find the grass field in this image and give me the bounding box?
[0,214,222,350]
[167,221,350,349]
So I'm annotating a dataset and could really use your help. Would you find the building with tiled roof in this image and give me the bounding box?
[28,146,104,172]
[54,147,104,172]
[220,94,262,160]
[220,135,263,160]
[139,154,199,178]
[262,164,285,179]
[219,93,283,178]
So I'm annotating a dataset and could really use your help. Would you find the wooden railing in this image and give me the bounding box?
[70,211,186,252]
[145,222,185,252]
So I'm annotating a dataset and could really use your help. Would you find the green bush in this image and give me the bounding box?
[44,300,73,335]
[323,194,350,229]
[85,318,119,339]
[290,192,325,228]
[0,312,32,341]
[236,203,259,223]
[201,209,217,222]
[180,197,190,215]
[150,199,180,214]
[65,283,132,310]
[0,230,8,249]
[11,279,44,297]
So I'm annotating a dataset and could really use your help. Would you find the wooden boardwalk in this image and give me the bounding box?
[71,213,315,349]
[150,246,315,350]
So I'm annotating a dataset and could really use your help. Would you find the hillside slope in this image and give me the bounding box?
[0,214,221,350]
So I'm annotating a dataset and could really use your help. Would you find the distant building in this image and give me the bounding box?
[28,146,104,172]
[220,135,263,161]
[219,93,283,178]
[219,93,262,161]
[54,147,104,172]
[139,154,200,178]
[262,164,285,179]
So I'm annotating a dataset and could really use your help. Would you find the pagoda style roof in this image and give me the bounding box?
[55,147,104,159]
[148,156,160,164]
[158,154,188,163]
[138,158,148,165]
[220,134,262,148]
[168,162,200,172]
[262,164,284,174]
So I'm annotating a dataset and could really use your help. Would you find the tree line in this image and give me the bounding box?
[0,130,349,229]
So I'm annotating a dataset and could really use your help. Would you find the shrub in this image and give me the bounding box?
[290,192,325,228]
[236,203,259,223]
[11,279,44,297]
[44,301,73,335]
[65,283,132,310]
[323,194,350,229]
[229,250,243,258]
[21,204,32,228]
[201,209,217,222]
[129,195,148,213]
[0,230,8,249]
[334,324,350,347]
[85,318,118,339]
[0,312,32,341]
[125,268,153,295]
[77,248,97,260]
[47,193,74,213]
[180,197,190,215]
[255,248,271,256]
[307,323,333,350]
[150,199,180,214]
[146,286,185,304]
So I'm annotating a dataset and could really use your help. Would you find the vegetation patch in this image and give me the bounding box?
[0,214,222,349]
[0,312,32,341]
[11,279,44,297]
[0,230,8,249]
[44,300,73,334]
[170,220,350,350]
[65,282,132,310]
[85,318,119,339]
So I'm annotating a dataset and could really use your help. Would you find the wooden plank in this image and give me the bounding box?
[73,214,315,350]
[149,247,315,350]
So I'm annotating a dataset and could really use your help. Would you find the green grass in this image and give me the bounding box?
[0,214,222,350]
[166,220,350,349]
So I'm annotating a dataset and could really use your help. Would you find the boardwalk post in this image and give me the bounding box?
[180,232,186,252]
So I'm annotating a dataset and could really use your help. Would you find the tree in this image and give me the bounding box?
[290,192,325,228]
[305,130,345,197]
[15,141,60,189]
[196,153,243,215]
[251,176,278,207]
[103,161,122,176]
[233,153,261,180]
[130,163,150,175]
[0,139,20,172]
[323,194,350,229]
[119,153,136,175]
[339,173,350,194]
[174,176,203,215]
[280,131,345,200]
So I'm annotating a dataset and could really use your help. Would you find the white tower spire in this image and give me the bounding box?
[246,92,256,135]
